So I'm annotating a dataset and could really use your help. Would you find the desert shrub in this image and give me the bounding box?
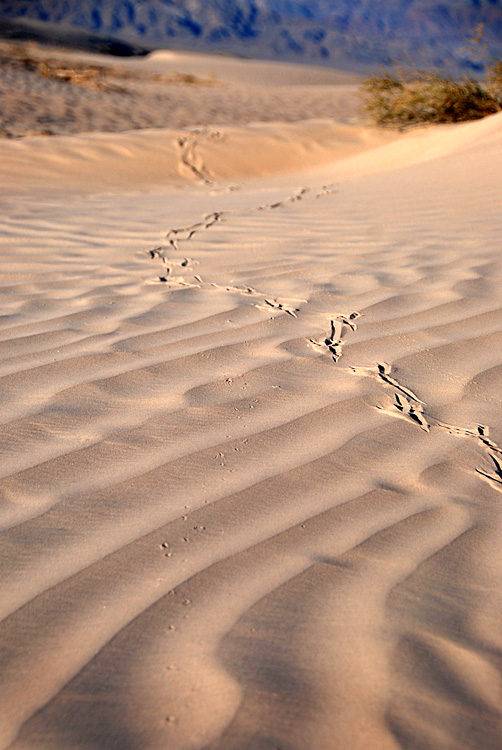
[361,68,501,127]
[486,58,502,102]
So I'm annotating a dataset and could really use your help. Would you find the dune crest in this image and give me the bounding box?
[0,119,400,195]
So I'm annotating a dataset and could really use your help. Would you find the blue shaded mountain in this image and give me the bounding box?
[1,1,501,71]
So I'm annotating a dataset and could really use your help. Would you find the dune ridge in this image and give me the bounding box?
[1,75,502,750]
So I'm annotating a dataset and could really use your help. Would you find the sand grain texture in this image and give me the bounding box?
[1,50,502,750]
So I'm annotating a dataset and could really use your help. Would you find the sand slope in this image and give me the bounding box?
[1,92,502,749]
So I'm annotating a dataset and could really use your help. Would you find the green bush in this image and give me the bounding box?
[360,69,501,127]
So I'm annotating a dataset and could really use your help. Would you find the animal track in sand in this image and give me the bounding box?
[144,181,501,493]
[349,361,425,405]
[309,312,361,362]
[147,249,200,286]
[148,183,337,266]
[374,382,502,486]
[254,298,301,318]
[377,392,429,432]
[177,128,222,186]
[308,318,502,491]
[476,453,502,487]
[256,186,311,210]
[164,211,223,254]
[145,183,336,312]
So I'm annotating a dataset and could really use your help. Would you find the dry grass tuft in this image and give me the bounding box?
[360,68,501,127]
[0,42,218,93]
[0,45,127,92]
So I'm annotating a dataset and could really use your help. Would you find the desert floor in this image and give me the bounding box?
[0,42,501,750]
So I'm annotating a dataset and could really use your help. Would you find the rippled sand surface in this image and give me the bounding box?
[1,48,501,750]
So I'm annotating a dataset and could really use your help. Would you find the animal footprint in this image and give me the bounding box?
[177,129,221,185]
[477,424,502,454]
[158,275,200,288]
[165,212,224,251]
[433,419,479,439]
[309,312,361,362]
[315,183,338,198]
[211,283,257,296]
[256,299,299,317]
[476,453,502,489]
[376,363,425,405]
[256,187,311,211]
[377,392,429,431]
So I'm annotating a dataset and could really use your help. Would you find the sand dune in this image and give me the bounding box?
[0,41,361,139]
[1,50,502,750]
[0,120,397,194]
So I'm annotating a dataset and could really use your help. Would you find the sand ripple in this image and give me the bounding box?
[1,112,502,749]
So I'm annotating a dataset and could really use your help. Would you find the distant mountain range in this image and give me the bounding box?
[1,1,501,72]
